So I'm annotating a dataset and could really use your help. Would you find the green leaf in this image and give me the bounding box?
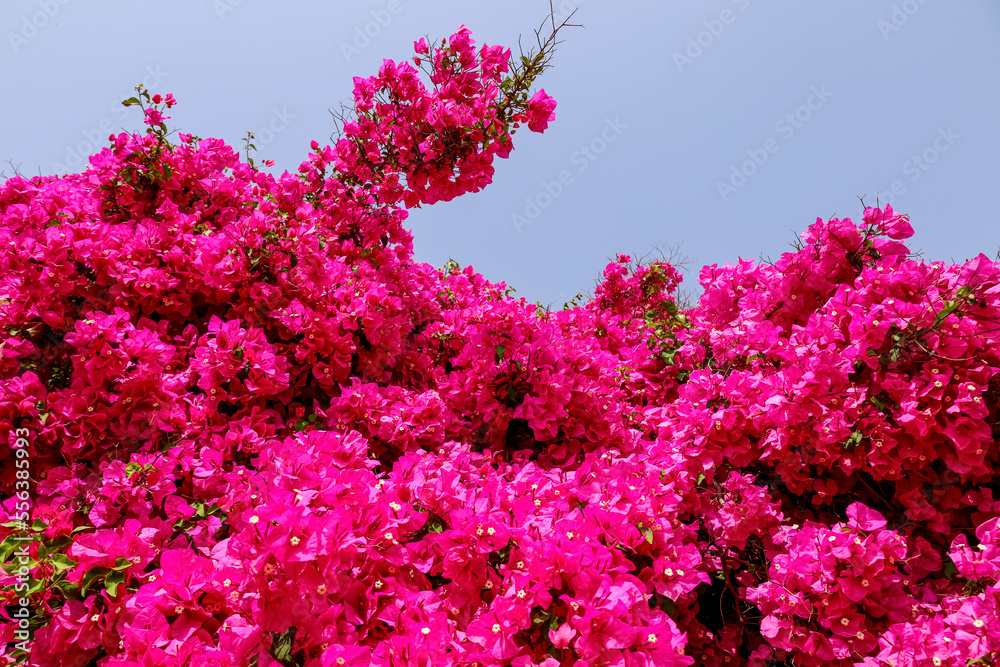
[494,344,506,363]
[26,577,44,595]
[933,301,960,328]
[105,569,125,597]
[661,598,676,617]
[52,578,80,595]
[660,348,678,365]
[271,627,297,661]
[943,556,958,581]
[3,557,37,575]
[696,473,706,486]
[0,535,24,562]
[644,528,654,544]
[81,567,110,596]
[844,430,863,452]
[122,96,140,106]
[49,553,76,573]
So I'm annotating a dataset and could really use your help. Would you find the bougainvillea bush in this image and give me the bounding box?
[2,25,1000,667]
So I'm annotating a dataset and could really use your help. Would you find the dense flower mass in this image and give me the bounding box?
[2,25,1000,667]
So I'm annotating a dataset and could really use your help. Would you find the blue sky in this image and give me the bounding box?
[2,1,998,306]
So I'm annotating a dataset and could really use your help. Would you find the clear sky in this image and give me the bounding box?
[2,1,998,306]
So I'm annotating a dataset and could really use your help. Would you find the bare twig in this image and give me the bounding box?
[1,159,25,181]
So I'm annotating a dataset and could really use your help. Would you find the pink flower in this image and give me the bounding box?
[863,203,913,239]
[846,502,888,532]
[466,610,521,660]
[526,89,557,132]
[320,644,372,666]
[143,108,168,126]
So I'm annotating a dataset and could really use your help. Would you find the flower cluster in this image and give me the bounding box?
[2,24,1000,667]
